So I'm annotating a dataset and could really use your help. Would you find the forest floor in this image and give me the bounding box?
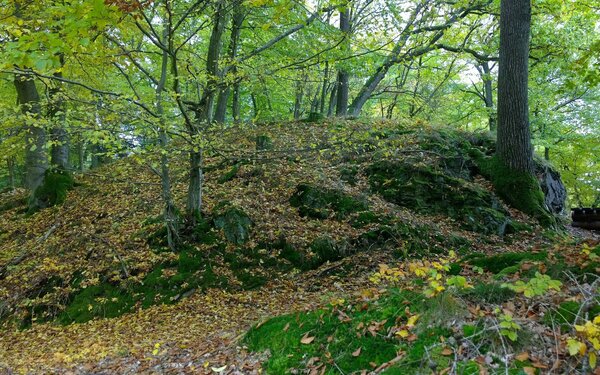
[0,120,599,374]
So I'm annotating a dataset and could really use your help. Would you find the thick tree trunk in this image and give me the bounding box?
[335,6,350,117]
[496,0,533,173]
[14,73,47,193]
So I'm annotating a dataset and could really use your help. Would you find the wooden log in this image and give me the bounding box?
[572,221,600,230]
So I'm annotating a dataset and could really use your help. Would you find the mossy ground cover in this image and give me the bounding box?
[245,289,457,374]
[366,160,513,236]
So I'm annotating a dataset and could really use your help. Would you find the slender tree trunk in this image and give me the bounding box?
[48,56,70,170]
[14,73,47,194]
[496,0,533,173]
[200,0,228,124]
[480,61,496,131]
[156,21,179,249]
[335,5,351,117]
[294,72,305,120]
[7,158,16,191]
[232,82,241,122]
[320,62,329,114]
[327,83,337,117]
[78,140,85,172]
[215,2,244,123]
[186,150,203,219]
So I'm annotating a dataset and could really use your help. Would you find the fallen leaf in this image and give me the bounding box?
[441,347,453,356]
[301,333,315,344]
[352,347,361,357]
[515,352,529,361]
[283,322,290,332]
[523,367,536,375]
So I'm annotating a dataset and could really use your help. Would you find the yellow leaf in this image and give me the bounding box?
[590,352,597,369]
[407,314,420,328]
[396,329,410,338]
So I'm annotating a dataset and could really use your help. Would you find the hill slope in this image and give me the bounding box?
[0,119,596,373]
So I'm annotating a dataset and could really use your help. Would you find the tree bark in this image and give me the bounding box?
[214,2,244,123]
[327,83,337,117]
[7,158,16,190]
[335,5,350,117]
[48,54,70,170]
[480,61,496,131]
[496,0,534,173]
[199,0,228,124]
[14,73,47,193]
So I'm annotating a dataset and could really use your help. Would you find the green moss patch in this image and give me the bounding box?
[465,251,547,274]
[213,203,252,245]
[461,282,516,304]
[30,168,74,212]
[476,156,554,227]
[289,184,368,220]
[58,246,226,324]
[245,289,446,374]
[366,161,512,235]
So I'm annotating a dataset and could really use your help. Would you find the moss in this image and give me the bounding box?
[213,203,252,245]
[462,282,516,304]
[477,156,554,227]
[542,301,600,331]
[466,251,547,274]
[58,246,227,324]
[340,166,359,186]
[366,161,511,235]
[245,290,426,374]
[218,164,240,184]
[30,168,74,212]
[289,184,368,220]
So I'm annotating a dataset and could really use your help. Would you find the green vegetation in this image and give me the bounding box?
[244,290,456,374]
[289,184,368,220]
[31,169,74,211]
[366,160,512,235]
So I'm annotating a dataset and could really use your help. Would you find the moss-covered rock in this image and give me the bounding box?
[213,203,252,245]
[476,156,555,227]
[30,168,74,212]
[366,161,511,235]
[289,184,368,220]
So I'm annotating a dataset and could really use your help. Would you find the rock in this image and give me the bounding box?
[366,161,512,235]
[213,204,252,245]
[536,162,567,216]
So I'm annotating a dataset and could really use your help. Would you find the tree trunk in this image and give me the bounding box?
[293,72,305,120]
[480,61,496,132]
[496,0,533,174]
[14,73,47,193]
[48,56,70,170]
[157,21,179,249]
[320,62,329,114]
[232,82,241,122]
[327,83,337,117]
[78,140,85,172]
[335,5,350,117]
[214,2,244,123]
[7,158,16,191]
[186,150,203,219]
[200,0,228,124]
